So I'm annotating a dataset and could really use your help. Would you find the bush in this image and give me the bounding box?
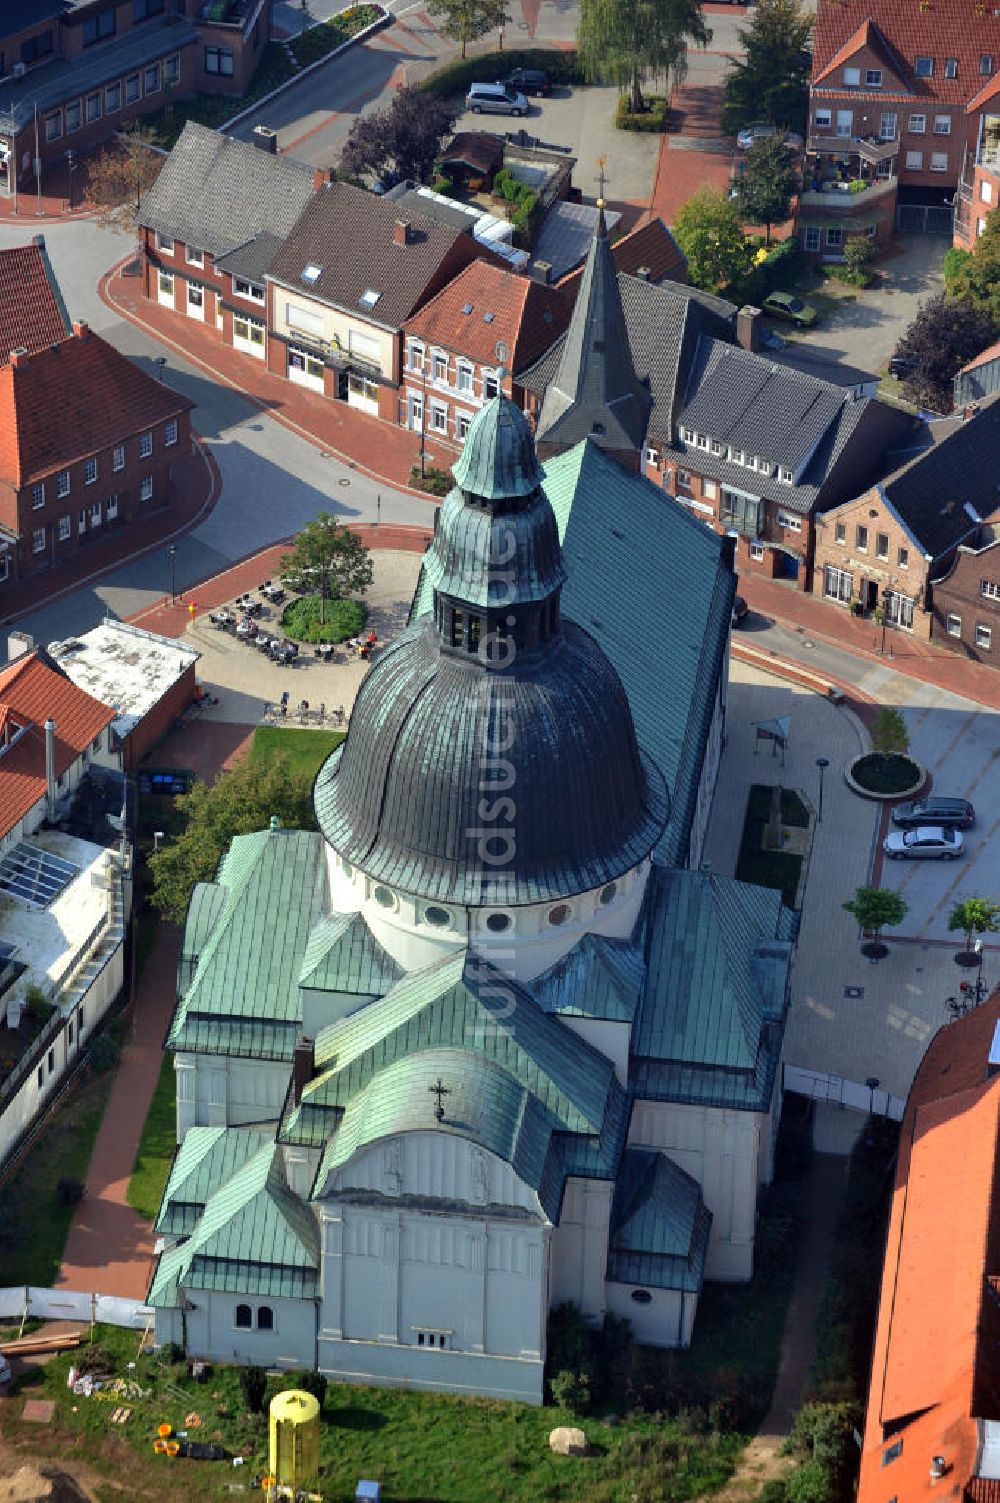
[289,4,383,66]
[943,245,972,287]
[615,94,670,132]
[421,48,579,99]
[727,236,803,305]
[280,594,367,644]
[550,1367,593,1412]
[24,983,53,1026]
[56,1176,84,1207]
[292,1370,328,1408]
[87,1030,121,1073]
[785,1460,833,1503]
[240,1365,267,1414]
[760,1482,790,1503]
[431,173,453,194]
[163,1341,185,1365]
[409,463,452,496]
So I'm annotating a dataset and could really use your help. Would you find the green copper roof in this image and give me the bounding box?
[607,1149,711,1293]
[531,931,645,1022]
[167,828,327,1059]
[413,438,735,869]
[149,1141,319,1308]
[299,911,404,996]
[631,864,792,1110]
[429,482,566,609]
[155,1125,272,1237]
[451,394,546,499]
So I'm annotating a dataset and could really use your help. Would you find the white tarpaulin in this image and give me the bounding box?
[0,1287,151,1328]
[0,1286,24,1319]
[26,1287,93,1322]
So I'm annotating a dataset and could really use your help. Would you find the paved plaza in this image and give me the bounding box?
[703,660,993,1113]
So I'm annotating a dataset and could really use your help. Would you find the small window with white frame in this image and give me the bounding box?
[866,68,882,85]
[930,152,949,172]
[32,527,45,554]
[905,150,924,170]
[749,541,766,561]
[155,231,174,254]
[826,227,843,248]
[777,511,802,531]
[483,371,500,399]
[898,546,909,568]
[703,478,718,501]
[140,475,154,502]
[814,108,832,129]
[113,444,125,472]
[431,350,448,383]
[57,469,70,498]
[946,612,962,637]
[430,401,448,433]
[164,418,178,446]
[914,55,934,77]
[843,66,861,85]
[933,114,951,134]
[981,578,1000,599]
[945,56,958,78]
[644,446,659,467]
[456,359,473,395]
[407,339,424,372]
[107,494,118,520]
[681,426,696,443]
[711,439,723,455]
[31,482,44,510]
[908,113,926,134]
[139,431,153,458]
[835,521,846,543]
[186,245,204,267]
[84,456,97,485]
[976,623,993,650]
[804,226,821,252]
[58,515,70,541]
[778,466,794,484]
[233,277,265,303]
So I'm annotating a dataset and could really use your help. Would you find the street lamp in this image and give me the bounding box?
[865,1075,880,1146]
[155,356,167,384]
[815,757,830,822]
[153,831,165,853]
[168,543,177,602]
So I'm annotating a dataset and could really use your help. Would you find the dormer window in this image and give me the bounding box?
[914,55,934,77]
[681,426,696,443]
[359,288,381,310]
[778,467,794,484]
[301,263,322,284]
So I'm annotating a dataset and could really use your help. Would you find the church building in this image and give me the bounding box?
[149,236,795,1403]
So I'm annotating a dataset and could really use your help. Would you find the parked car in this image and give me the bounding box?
[736,124,804,150]
[505,68,550,96]
[888,353,915,379]
[465,82,529,116]
[891,796,975,829]
[732,594,749,626]
[762,291,818,327]
[882,826,964,860]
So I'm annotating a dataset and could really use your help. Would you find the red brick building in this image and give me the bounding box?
[804,0,1000,256]
[0,237,71,360]
[0,322,193,588]
[400,259,570,445]
[929,517,1000,663]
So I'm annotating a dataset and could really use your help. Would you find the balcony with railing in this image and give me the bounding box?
[799,175,898,211]
[807,133,899,166]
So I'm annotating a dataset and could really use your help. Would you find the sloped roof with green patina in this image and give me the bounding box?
[451,394,546,500]
[177,883,227,995]
[155,1126,272,1237]
[412,438,734,869]
[530,931,644,1022]
[148,1141,319,1308]
[632,864,792,1109]
[304,951,613,1136]
[299,911,404,996]
[607,1148,711,1292]
[167,828,327,1059]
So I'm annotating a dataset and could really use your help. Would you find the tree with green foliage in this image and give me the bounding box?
[673,188,750,291]
[721,0,813,136]
[948,897,1000,955]
[892,293,997,414]
[149,754,318,924]
[732,137,799,242]
[944,204,1000,326]
[871,705,909,762]
[843,886,908,947]
[578,0,711,113]
[279,513,373,626]
[341,86,457,185]
[842,233,875,285]
[427,0,509,56]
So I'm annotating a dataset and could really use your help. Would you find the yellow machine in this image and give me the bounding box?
[268,1390,320,1495]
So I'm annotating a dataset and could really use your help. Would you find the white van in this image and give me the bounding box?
[465,82,529,116]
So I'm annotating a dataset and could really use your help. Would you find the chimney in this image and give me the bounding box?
[9,347,28,368]
[292,1035,315,1104]
[44,719,57,816]
[635,265,652,282]
[394,219,411,246]
[312,167,333,191]
[73,321,90,339]
[737,305,761,353]
[531,260,553,285]
[963,403,980,421]
[269,814,281,832]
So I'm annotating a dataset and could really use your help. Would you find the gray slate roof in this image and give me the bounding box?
[215,232,285,286]
[268,180,474,331]
[139,121,317,261]
[529,200,622,283]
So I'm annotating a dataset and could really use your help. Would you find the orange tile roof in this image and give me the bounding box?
[0,327,194,489]
[0,651,115,840]
[960,339,1000,375]
[859,992,1000,1503]
[813,18,912,87]
[813,0,999,106]
[403,259,571,373]
[0,241,70,366]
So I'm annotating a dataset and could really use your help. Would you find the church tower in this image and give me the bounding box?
[534,181,652,471]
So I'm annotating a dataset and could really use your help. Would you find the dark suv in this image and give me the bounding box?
[506,68,551,96]
[891,796,975,829]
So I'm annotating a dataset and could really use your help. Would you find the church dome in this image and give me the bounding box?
[314,396,669,907]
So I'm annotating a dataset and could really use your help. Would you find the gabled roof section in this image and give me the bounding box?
[967,72,1000,113]
[0,240,71,365]
[632,865,793,1108]
[403,260,570,374]
[167,828,327,1060]
[268,181,477,331]
[0,651,115,841]
[813,18,912,88]
[155,1125,272,1238]
[0,327,193,490]
[149,1141,319,1307]
[608,1148,712,1292]
[139,121,318,260]
[531,931,645,1022]
[298,910,404,996]
[535,205,653,457]
[557,216,687,289]
[870,398,1000,557]
[812,0,991,107]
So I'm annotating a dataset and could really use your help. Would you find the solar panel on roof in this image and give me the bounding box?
[0,843,79,908]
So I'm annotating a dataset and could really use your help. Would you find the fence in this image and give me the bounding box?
[0,1285,151,1328]
[895,203,954,235]
[784,1062,905,1121]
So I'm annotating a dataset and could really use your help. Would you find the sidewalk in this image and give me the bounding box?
[0,158,96,223]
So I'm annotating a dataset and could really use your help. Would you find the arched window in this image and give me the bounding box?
[257,1305,274,1331]
[235,1303,252,1328]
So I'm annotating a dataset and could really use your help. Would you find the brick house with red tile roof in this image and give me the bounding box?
[803,0,1000,257]
[399,260,571,443]
[0,649,117,843]
[858,988,1000,1503]
[0,322,193,588]
[0,236,70,364]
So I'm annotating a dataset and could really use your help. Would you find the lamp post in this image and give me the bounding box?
[168,543,176,603]
[865,1075,880,1146]
[816,757,830,822]
[155,355,167,384]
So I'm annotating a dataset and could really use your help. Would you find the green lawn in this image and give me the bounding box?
[250,725,345,780]
[125,1053,177,1223]
[0,1069,115,1287]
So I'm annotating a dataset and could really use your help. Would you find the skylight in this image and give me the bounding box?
[359,289,382,309]
[461,302,474,315]
[484,311,495,323]
[301,264,322,284]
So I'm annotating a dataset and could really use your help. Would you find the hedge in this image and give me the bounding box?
[726,236,803,306]
[420,47,580,99]
[615,94,670,133]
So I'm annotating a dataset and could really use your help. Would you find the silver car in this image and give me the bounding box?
[882,826,964,861]
[465,82,529,116]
